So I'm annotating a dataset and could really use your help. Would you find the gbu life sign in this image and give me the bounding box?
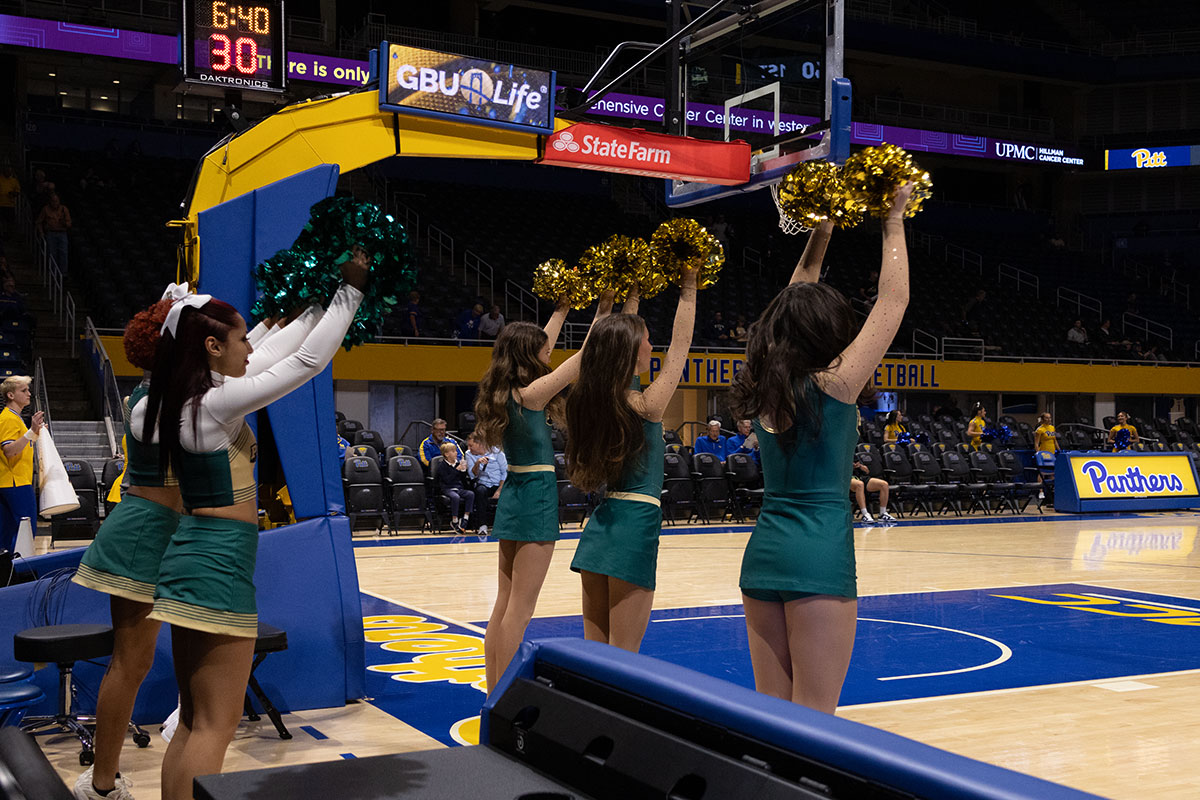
[380,42,555,135]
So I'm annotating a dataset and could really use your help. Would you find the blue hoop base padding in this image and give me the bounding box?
[485,638,1106,800]
[0,514,364,722]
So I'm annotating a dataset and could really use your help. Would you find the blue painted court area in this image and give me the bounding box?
[359,583,1200,744]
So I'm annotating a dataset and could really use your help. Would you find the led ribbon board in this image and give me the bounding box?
[379,42,555,135]
[182,0,286,91]
[1054,452,1200,512]
[1104,145,1200,170]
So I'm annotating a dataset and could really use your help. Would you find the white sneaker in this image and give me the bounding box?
[860,510,875,524]
[477,524,489,537]
[74,768,135,800]
[878,511,897,524]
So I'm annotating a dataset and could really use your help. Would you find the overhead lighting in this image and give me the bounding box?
[48,72,56,77]
[100,96,109,100]
[112,80,120,84]
[59,91,66,95]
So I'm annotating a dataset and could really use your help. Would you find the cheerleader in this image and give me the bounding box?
[476,290,619,691]
[968,403,988,451]
[728,184,913,712]
[144,251,368,800]
[565,267,697,652]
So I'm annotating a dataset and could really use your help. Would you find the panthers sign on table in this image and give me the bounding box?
[1055,453,1200,512]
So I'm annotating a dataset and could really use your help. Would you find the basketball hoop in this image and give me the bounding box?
[769,183,811,236]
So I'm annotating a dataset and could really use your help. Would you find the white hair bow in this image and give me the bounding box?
[161,290,213,336]
[161,282,191,302]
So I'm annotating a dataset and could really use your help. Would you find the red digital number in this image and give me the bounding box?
[235,37,258,74]
[210,33,232,71]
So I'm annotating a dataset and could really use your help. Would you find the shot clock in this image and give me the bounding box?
[182,0,286,92]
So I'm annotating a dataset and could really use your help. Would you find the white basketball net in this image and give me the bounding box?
[769,182,811,236]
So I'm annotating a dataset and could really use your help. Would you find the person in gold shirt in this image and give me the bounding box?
[882,410,907,444]
[0,375,44,554]
[1107,412,1140,451]
[1034,412,1058,453]
[967,403,987,451]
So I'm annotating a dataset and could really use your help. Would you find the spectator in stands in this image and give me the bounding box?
[967,403,988,450]
[479,304,505,340]
[32,168,54,208]
[709,214,731,251]
[419,418,462,468]
[707,311,729,342]
[851,457,894,525]
[882,410,907,443]
[466,431,506,536]
[727,418,759,465]
[732,314,749,344]
[35,192,71,272]
[857,269,879,308]
[1140,342,1164,362]
[1107,412,1140,450]
[0,165,19,235]
[337,433,351,460]
[1096,318,1114,348]
[1123,292,1140,317]
[0,375,42,556]
[455,303,484,340]
[1066,319,1088,345]
[960,289,986,334]
[405,290,422,337]
[433,441,474,533]
[694,419,729,462]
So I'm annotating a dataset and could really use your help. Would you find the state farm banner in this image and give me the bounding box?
[539,123,750,185]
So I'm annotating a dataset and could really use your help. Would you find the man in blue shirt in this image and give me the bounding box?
[693,419,729,462]
[727,418,760,465]
[454,303,484,340]
[419,418,463,469]
[465,432,507,536]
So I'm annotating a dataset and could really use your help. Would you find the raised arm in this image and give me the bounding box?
[637,270,698,421]
[621,282,640,316]
[820,185,913,403]
[789,220,834,285]
[245,304,322,377]
[542,298,570,351]
[519,292,616,410]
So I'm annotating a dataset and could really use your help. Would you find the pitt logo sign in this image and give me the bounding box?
[1131,148,1169,168]
[1074,455,1198,499]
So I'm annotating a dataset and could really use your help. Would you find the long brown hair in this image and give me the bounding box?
[144,299,242,473]
[123,299,171,371]
[729,281,869,443]
[564,314,645,491]
[474,322,560,449]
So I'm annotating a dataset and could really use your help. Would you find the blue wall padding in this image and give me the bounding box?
[0,515,364,722]
[487,639,1107,800]
[196,164,345,518]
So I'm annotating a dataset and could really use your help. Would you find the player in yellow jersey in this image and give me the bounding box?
[967,403,987,451]
[882,410,907,444]
[1034,412,1058,453]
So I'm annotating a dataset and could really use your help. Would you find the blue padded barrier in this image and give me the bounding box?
[485,638,1106,800]
[0,515,364,723]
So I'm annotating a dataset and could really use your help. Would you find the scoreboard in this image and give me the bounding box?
[182,0,286,92]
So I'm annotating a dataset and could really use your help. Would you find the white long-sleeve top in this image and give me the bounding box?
[173,284,361,509]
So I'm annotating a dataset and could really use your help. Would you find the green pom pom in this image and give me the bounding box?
[253,196,418,348]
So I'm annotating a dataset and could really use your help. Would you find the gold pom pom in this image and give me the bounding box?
[532,259,596,310]
[776,160,864,229]
[579,235,665,301]
[842,144,933,218]
[650,218,724,290]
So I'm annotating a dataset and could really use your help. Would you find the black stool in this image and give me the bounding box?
[0,682,45,727]
[245,623,291,740]
[13,624,113,766]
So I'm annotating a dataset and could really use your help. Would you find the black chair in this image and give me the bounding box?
[881,450,933,517]
[342,457,387,533]
[457,411,476,436]
[692,453,731,523]
[353,429,385,451]
[662,429,682,447]
[50,460,100,542]
[549,428,567,454]
[910,450,963,516]
[725,453,763,521]
[347,444,379,464]
[425,455,463,532]
[0,726,75,800]
[967,451,1022,514]
[994,450,1035,513]
[334,410,346,423]
[245,623,291,739]
[384,444,413,462]
[553,453,590,527]
[386,455,430,533]
[14,624,114,766]
[338,419,363,438]
[939,452,989,515]
[100,456,123,516]
[662,452,701,524]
